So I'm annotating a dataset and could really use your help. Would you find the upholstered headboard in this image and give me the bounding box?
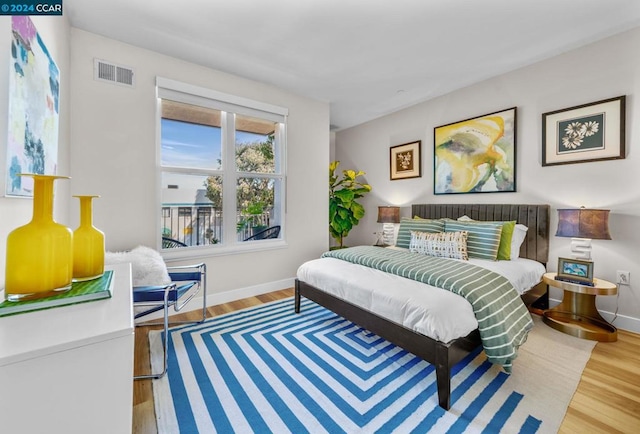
[411,203,550,264]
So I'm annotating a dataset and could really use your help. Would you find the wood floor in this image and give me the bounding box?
[132,289,640,433]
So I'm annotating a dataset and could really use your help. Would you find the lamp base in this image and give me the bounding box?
[382,223,395,246]
[570,238,592,260]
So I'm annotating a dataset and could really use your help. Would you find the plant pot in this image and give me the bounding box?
[251,225,268,239]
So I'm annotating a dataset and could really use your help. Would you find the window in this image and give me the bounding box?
[157,78,287,252]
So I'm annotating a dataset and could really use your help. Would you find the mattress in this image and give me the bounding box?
[296,253,545,344]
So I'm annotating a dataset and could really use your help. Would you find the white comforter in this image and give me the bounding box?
[296,253,545,344]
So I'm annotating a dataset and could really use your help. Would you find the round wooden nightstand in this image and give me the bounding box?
[542,272,617,342]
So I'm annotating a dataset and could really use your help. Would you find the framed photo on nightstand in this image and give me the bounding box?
[556,257,594,285]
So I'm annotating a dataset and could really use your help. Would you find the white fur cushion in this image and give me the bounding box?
[104,245,171,286]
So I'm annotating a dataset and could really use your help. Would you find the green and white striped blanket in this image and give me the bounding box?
[321,246,533,372]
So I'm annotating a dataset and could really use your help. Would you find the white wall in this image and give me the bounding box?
[0,16,71,287]
[336,27,640,332]
[68,29,329,299]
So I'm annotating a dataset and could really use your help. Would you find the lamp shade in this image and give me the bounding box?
[556,208,612,240]
[377,206,400,224]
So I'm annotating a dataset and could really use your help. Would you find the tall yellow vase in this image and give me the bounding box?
[5,174,73,301]
[72,195,105,281]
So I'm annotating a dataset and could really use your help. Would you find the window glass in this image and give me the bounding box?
[236,177,279,241]
[235,114,277,174]
[161,100,222,170]
[161,173,222,247]
[158,80,286,252]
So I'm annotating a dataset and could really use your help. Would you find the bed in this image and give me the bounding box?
[294,203,550,410]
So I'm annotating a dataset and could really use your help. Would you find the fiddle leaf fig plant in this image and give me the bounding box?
[329,161,372,249]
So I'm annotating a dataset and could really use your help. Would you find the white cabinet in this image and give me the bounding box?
[0,263,134,434]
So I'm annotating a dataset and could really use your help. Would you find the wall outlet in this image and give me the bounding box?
[616,270,630,285]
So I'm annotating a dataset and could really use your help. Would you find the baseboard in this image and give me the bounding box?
[548,296,640,335]
[137,277,295,322]
[601,312,640,335]
[206,277,295,306]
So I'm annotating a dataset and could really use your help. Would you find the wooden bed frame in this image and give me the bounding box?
[295,203,550,410]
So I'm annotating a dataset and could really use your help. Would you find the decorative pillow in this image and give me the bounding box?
[104,245,171,286]
[457,215,516,260]
[511,224,529,259]
[410,230,468,260]
[444,220,503,260]
[396,218,445,249]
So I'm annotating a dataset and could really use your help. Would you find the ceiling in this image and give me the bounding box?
[65,0,640,131]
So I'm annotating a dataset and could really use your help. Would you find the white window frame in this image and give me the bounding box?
[156,77,288,259]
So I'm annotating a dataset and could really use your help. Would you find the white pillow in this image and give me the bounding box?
[104,245,171,286]
[459,215,528,261]
[410,230,468,260]
[510,224,528,259]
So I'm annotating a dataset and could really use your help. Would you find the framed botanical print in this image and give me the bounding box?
[390,141,421,180]
[434,107,516,194]
[542,96,625,166]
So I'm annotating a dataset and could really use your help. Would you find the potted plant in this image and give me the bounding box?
[237,201,268,236]
[329,161,371,249]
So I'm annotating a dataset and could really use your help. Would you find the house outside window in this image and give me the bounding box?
[157,78,287,254]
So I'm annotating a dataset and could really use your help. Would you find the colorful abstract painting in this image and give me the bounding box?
[434,107,516,194]
[5,16,60,196]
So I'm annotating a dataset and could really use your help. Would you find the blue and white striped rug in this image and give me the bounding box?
[150,297,595,433]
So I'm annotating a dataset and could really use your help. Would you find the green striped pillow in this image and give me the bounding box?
[457,216,516,260]
[444,220,503,260]
[395,218,445,249]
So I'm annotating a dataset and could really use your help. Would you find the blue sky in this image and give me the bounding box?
[161,119,267,170]
[161,119,220,169]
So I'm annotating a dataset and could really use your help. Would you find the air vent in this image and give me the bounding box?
[94,59,135,87]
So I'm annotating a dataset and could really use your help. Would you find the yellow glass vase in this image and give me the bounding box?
[72,195,105,281]
[5,174,73,301]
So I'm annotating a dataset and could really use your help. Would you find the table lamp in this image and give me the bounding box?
[556,207,611,260]
[377,206,400,246]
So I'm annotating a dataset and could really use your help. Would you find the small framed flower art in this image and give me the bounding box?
[390,140,421,180]
[542,96,625,166]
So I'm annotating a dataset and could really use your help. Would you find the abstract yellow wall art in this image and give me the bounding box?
[434,107,516,194]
